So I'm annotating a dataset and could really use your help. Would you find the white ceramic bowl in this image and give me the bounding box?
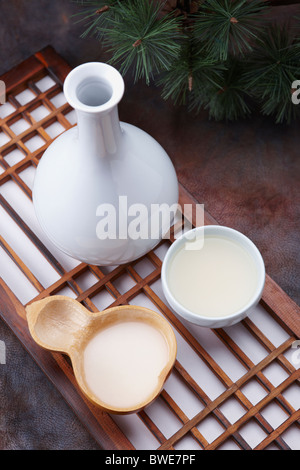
[161,225,266,329]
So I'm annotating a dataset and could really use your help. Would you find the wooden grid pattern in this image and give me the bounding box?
[0,47,299,451]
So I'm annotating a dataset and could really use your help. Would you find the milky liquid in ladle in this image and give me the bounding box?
[83,321,169,409]
[167,235,258,318]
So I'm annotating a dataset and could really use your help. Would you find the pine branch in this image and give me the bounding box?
[73,1,300,123]
[243,24,300,123]
[194,0,268,61]
[203,57,252,120]
[159,35,225,110]
[101,1,182,84]
[72,0,118,39]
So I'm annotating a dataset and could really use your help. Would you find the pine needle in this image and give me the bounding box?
[194,0,268,61]
[73,0,300,123]
[159,36,225,110]
[203,57,252,121]
[243,24,300,123]
[101,1,182,84]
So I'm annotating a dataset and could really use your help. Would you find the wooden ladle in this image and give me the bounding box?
[26,296,177,414]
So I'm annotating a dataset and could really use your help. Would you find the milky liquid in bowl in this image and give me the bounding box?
[83,320,170,409]
[167,235,259,318]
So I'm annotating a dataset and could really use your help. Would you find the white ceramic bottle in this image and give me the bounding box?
[33,62,178,265]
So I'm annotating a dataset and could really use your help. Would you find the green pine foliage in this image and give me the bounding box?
[204,58,252,121]
[73,0,118,38]
[102,1,182,83]
[193,0,267,60]
[243,24,300,123]
[159,35,226,109]
[74,0,300,123]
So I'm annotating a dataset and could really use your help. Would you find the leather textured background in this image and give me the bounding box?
[0,0,299,450]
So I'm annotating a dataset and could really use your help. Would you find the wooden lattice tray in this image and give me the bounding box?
[0,47,299,450]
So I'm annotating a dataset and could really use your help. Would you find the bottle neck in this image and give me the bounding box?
[76,105,123,158]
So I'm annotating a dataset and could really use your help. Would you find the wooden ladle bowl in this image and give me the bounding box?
[26,296,177,414]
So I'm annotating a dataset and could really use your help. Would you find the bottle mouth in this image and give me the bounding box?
[63,62,125,113]
[76,77,113,107]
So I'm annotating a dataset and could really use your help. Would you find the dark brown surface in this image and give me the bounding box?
[0,0,299,451]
